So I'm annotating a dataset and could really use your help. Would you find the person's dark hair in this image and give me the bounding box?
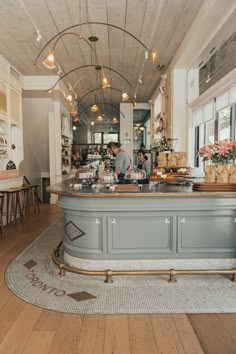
[137,149,148,160]
[107,141,121,149]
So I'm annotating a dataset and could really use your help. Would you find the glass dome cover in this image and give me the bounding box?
[75,167,96,179]
[125,167,146,180]
[99,171,118,183]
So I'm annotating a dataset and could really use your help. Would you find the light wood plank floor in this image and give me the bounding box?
[0,204,236,354]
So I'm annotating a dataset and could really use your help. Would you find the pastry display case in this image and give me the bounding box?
[125,167,146,181]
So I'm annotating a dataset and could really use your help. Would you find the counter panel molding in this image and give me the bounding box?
[177,212,236,254]
[47,180,236,264]
[107,214,173,254]
[63,211,104,256]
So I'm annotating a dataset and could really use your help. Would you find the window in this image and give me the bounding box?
[216,106,231,140]
[205,120,215,144]
[94,133,102,144]
[194,104,235,167]
[103,133,119,144]
[92,132,119,144]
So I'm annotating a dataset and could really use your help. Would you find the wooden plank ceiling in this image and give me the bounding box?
[0,0,204,124]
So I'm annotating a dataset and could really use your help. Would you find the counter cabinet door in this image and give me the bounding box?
[177,211,236,256]
[107,213,175,256]
[63,211,105,255]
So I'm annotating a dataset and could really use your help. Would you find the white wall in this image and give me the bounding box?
[187,68,199,104]
[21,98,53,194]
[172,69,188,152]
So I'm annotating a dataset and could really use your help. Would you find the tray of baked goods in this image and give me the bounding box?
[150,173,177,182]
[193,182,236,191]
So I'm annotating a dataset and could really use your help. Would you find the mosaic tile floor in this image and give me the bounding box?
[5,221,236,314]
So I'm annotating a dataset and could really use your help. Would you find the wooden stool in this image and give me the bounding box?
[0,193,5,238]
[0,188,24,225]
[21,184,40,218]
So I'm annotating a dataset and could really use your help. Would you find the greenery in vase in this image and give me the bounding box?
[197,139,236,164]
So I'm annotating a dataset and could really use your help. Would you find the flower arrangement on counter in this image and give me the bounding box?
[197,139,236,163]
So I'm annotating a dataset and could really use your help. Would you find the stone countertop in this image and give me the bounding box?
[47,178,236,198]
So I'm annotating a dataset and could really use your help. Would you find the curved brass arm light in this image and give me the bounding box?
[34,22,157,65]
[46,64,132,93]
[76,87,134,108]
[36,32,97,69]
[77,102,125,118]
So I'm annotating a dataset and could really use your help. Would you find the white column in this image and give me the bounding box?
[120,103,133,163]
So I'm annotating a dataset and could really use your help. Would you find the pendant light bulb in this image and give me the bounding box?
[102,76,111,88]
[97,115,103,122]
[42,52,56,69]
[122,92,129,101]
[145,49,157,63]
[66,94,73,103]
[91,104,99,112]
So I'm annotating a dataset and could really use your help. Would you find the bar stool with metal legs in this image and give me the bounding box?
[0,193,5,238]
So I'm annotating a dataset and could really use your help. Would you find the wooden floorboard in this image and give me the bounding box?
[188,314,236,354]
[0,204,236,353]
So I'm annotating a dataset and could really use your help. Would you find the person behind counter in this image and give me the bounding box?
[137,150,151,176]
[107,142,131,183]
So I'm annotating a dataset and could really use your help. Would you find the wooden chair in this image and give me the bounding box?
[0,188,24,225]
[21,184,40,218]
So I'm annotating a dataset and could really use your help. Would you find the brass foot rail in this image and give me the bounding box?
[51,241,236,284]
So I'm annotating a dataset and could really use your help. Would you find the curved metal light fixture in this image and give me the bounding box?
[34,22,157,64]
[46,64,132,93]
[77,102,125,118]
[76,87,134,107]
[34,31,97,68]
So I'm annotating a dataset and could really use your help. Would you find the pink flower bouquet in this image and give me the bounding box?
[197,140,236,163]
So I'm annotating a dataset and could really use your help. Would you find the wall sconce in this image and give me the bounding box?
[90,121,95,126]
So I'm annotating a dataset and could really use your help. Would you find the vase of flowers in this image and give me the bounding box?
[197,140,236,183]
